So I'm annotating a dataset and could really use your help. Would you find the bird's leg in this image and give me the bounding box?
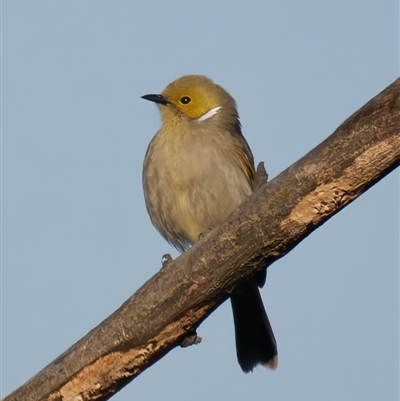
[198,227,214,241]
[180,329,202,348]
[160,253,173,270]
[255,161,268,190]
[161,253,173,266]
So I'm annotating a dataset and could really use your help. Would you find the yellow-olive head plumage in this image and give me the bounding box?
[162,75,234,119]
[142,75,240,125]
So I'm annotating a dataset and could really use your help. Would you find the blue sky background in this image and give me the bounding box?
[2,1,399,400]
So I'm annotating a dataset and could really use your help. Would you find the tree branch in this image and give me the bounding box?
[5,78,400,401]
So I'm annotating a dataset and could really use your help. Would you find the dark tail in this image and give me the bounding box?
[230,280,278,373]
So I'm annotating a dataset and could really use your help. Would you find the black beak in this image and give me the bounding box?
[141,94,169,105]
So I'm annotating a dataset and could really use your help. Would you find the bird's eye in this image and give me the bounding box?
[180,96,192,105]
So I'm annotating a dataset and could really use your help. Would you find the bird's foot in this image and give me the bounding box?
[198,228,213,241]
[255,162,268,189]
[161,253,173,270]
[180,330,202,348]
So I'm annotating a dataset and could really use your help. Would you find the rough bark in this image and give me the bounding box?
[5,78,400,401]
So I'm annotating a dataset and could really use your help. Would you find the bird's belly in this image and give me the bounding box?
[143,133,253,250]
[163,171,249,245]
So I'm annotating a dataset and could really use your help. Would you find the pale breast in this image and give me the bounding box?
[143,127,253,251]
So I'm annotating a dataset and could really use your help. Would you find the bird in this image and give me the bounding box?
[141,75,277,373]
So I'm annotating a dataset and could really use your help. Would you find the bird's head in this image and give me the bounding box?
[142,75,238,126]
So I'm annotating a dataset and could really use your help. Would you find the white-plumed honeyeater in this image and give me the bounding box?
[141,75,278,373]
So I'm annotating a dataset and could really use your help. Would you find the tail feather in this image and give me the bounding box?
[230,281,277,373]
